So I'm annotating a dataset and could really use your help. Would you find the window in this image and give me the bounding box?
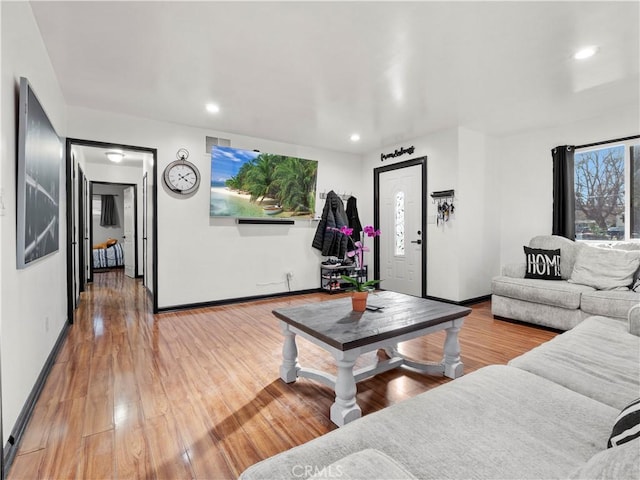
[395,191,405,255]
[574,139,640,241]
[92,196,102,216]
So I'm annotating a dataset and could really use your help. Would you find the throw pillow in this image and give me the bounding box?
[608,397,640,448]
[523,247,562,280]
[569,247,640,290]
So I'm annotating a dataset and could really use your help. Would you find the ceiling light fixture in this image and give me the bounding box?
[350,133,361,142]
[574,46,597,60]
[105,151,124,163]
[206,103,220,114]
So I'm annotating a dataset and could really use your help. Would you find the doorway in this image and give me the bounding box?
[89,182,137,280]
[65,138,158,323]
[374,157,427,297]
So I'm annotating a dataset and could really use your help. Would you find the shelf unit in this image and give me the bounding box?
[320,264,368,293]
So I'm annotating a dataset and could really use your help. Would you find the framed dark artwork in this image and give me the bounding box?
[17,77,63,268]
[210,145,318,219]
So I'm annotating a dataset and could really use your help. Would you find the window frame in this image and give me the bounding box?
[574,138,639,243]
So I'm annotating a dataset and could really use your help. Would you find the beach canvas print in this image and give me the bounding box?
[210,146,318,219]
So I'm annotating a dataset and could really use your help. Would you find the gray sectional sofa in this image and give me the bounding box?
[492,235,640,330]
[240,307,640,480]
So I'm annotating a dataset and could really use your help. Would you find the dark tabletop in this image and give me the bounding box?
[273,291,471,351]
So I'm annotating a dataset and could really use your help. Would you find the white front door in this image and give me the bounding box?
[378,163,423,297]
[123,186,135,278]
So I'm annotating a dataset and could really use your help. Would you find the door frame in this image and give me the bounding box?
[89,181,138,281]
[65,138,159,324]
[77,165,86,295]
[373,157,428,297]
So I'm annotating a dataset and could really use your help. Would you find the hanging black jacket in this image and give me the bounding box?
[346,196,363,243]
[312,191,349,258]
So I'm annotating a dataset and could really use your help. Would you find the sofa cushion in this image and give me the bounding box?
[492,276,594,309]
[569,246,640,290]
[568,438,640,480]
[580,289,640,319]
[509,316,640,410]
[608,398,640,448]
[630,305,640,337]
[239,366,618,480]
[524,246,562,280]
[530,235,583,280]
[491,295,586,330]
[309,449,416,479]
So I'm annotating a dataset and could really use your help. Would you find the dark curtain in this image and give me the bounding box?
[346,196,363,243]
[551,145,575,239]
[100,195,118,226]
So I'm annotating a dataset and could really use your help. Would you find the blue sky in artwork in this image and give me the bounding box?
[211,146,260,184]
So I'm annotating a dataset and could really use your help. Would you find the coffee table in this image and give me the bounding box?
[273,290,472,426]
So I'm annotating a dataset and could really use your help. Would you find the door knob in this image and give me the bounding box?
[410,239,422,245]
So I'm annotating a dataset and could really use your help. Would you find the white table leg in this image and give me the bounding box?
[443,318,464,378]
[280,322,300,383]
[330,350,361,426]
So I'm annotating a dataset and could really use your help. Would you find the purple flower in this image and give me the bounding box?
[363,225,381,237]
[340,226,354,236]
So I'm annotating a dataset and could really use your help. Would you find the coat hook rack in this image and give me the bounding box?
[319,190,352,201]
[430,189,455,225]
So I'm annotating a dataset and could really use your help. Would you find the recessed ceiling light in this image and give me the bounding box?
[574,46,597,60]
[350,133,361,142]
[105,151,124,163]
[206,103,220,114]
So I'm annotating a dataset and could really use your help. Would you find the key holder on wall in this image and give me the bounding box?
[430,189,455,225]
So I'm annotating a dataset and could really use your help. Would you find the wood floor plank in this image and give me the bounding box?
[7,270,558,480]
[114,401,154,480]
[78,430,115,480]
[144,414,194,480]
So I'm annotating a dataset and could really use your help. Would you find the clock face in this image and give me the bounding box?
[163,160,200,195]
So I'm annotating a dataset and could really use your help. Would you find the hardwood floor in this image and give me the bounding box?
[8,271,557,479]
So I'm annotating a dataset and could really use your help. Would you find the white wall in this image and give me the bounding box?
[0,2,68,444]
[456,127,500,300]
[67,107,364,308]
[496,105,640,268]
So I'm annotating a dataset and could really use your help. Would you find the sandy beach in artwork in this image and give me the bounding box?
[210,186,314,218]
[210,187,278,205]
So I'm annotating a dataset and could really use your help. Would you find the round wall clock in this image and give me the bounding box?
[163,149,200,195]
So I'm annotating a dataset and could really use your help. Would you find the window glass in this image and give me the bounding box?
[574,145,625,240]
[631,145,640,239]
[395,191,405,255]
[92,197,102,216]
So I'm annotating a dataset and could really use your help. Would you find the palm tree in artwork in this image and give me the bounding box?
[274,157,317,213]
[245,154,279,203]
[225,161,252,192]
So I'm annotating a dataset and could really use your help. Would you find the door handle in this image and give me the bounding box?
[410,239,422,245]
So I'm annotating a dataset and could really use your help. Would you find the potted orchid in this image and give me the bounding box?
[328,225,381,311]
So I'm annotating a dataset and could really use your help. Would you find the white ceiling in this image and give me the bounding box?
[72,144,148,167]
[30,1,640,154]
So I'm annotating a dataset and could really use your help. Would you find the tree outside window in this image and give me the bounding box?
[574,142,640,241]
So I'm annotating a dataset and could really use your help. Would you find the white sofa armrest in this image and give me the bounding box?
[628,304,640,336]
[502,262,526,278]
